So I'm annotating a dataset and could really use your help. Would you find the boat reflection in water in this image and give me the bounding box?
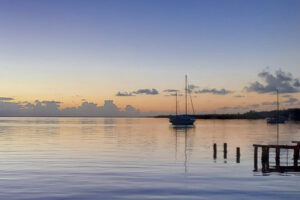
[172,126,194,173]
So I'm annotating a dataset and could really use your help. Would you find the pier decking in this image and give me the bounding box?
[253,141,300,172]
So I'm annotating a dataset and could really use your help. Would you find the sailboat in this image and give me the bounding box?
[266,89,286,124]
[169,75,195,126]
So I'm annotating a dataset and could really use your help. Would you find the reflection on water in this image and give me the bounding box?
[172,127,196,174]
[0,117,299,200]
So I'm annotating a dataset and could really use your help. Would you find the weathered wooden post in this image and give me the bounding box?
[266,147,270,170]
[261,146,269,172]
[236,147,240,163]
[276,147,280,169]
[254,146,258,171]
[213,143,217,159]
[224,143,227,159]
[294,147,299,169]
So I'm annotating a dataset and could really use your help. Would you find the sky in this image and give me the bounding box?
[0,0,300,116]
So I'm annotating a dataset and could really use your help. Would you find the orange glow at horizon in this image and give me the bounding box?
[4,91,298,114]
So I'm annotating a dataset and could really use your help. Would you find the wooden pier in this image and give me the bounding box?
[253,141,300,172]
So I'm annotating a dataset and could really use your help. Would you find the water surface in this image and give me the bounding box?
[0,118,299,200]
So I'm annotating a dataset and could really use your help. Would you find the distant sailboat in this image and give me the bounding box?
[169,75,195,126]
[266,89,286,124]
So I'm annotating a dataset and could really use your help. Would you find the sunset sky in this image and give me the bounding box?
[1,0,300,114]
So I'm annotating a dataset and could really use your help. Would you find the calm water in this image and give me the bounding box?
[0,118,300,200]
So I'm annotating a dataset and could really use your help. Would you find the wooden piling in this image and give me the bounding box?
[224,143,227,159]
[276,147,280,169]
[294,147,299,169]
[254,146,258,171]
[213,143,217,159]
[236,147,240,163]
[261,146,269,172]
[266,147,270,170]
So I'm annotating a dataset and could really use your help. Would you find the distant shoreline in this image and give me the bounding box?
[155,108,300,121]
[0,108,299,120]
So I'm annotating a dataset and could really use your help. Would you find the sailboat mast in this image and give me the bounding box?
[277,89,279,117]
[185,75,187,115]
[277,89,279,145]
[175,91,178,116]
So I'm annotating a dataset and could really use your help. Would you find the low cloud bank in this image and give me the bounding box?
[0,99,141,117]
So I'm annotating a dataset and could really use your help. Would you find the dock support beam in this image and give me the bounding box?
[236,147,240,163]
[261,146,269,172]
[213,143,217,159]
[224,143,227,159]
[276,147,280,169]
[294,148,299,169]
[254,146,258,171]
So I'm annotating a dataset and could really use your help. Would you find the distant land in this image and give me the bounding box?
[155,108,300,121]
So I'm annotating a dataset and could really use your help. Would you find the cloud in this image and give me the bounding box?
[234,95,245,98]
[294,79,300,87]
[116,92,134,96]
[0,101,22,116]
[41,100,62,104]
[0,97,14,101]
[261,101,277,106]
[284,97,299,105]
[188,84,199,90]
[282,94,292,98]
[163,89,182,96]
[163,89,179,93]
[245,69,300,94]
[124,105,140,116]
[218,104,260,113]
[164,93,183,97]
[248,104,260,109]
[116,88,159,96]
[261,97,299,106]
[195,88,232,95]
[23,100,61,116]
[61,100,141,117]
[0,99,141,117]
[133,88,159,95]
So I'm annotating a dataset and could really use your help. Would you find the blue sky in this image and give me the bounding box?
[0,0,300,113]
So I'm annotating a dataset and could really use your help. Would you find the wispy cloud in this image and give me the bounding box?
[0,97,14,101]
[234,95,245,98]
[261,101,277,106]
[116,92,134,96]
[284,97,299,105]
[259,97,299,107]
[117,88,159,96]
[163,89,179,93]
[245,69,300,94]
[163,89,182,96]
[133,88,159,95]
[188,84,199,90]
[219,104,259,111]
[195,88,232,95]
[282,94,292,98]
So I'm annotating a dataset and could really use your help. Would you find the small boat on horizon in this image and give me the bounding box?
[169,75,195,126]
